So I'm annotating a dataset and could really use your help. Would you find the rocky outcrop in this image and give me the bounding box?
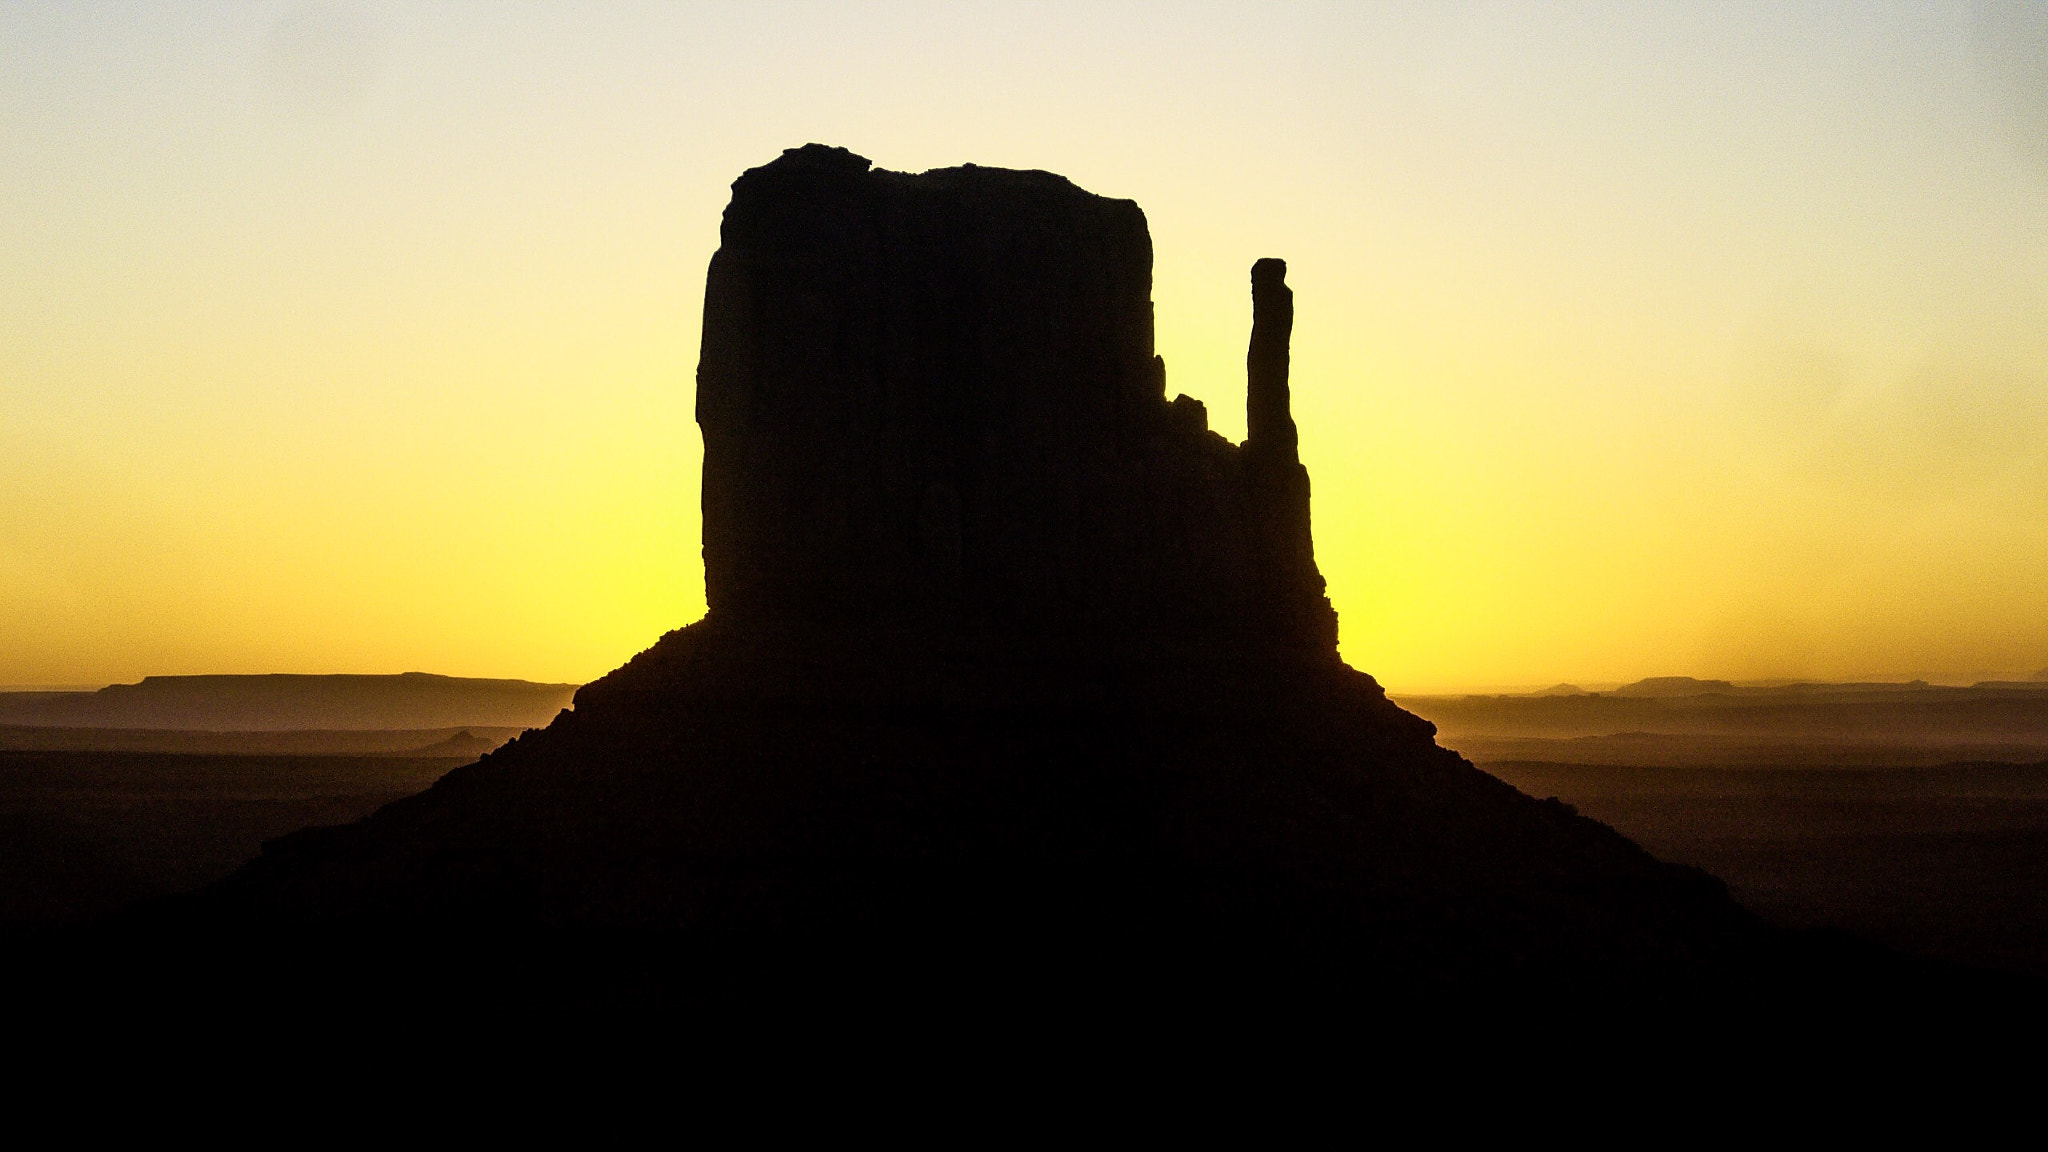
[138,146,1833,1018]
[696,144,1331,656]
[1242,256,1336,651]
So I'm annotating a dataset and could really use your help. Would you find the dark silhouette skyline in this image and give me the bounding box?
[135,147,1791,1011]
[17,146,2036,1030]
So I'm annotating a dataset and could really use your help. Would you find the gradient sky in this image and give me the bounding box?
[5,1,2047,691]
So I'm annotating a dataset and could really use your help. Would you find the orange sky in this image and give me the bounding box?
[5,2,2048,691]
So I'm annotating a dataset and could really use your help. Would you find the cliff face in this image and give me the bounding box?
[697,144,1333,653]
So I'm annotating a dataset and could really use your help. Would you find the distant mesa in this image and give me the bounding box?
[136,145,1849,1016]
[401,729,502,759]
[1526,682,1589,697]
[1610,676,1737,698]
[1399,674,2048,756]
[0,673,576,731]
[2036,667,2048,682]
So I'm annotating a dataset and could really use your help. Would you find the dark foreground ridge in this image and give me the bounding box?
[64,146,2019,1025]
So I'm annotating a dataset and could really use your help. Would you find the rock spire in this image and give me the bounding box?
[1241,257,1334,651]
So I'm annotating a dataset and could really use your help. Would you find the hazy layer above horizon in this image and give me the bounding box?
[0,672,576,732]
[5,2,2047,691]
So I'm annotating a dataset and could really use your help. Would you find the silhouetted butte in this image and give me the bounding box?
[161,145,1824,1013]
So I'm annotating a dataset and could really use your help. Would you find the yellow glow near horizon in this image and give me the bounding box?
[5,3,2048,691]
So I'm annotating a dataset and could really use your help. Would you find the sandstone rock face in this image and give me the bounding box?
[697,144,1333,654]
